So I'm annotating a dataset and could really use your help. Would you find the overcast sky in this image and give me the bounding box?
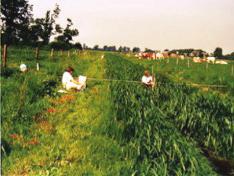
[29,0,234,54]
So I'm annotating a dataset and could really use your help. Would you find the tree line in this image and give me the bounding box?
[1,0,82,50]
[88,45,234,59]
[1,0,233,59]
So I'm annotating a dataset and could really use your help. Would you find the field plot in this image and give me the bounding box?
[1,48,234,175]
[1,48,133,175]
[126,55,234,96]
[105,53,233,175]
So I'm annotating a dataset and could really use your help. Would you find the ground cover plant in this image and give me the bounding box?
[2,48,134,175]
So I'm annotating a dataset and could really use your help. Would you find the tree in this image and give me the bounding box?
[31,4,60,45]
[73,42,83,50]
[214,47,223,57]
[132,47,140,53]
[103,45,108,51]
[93,45,99,50]
[83,44,88,50]
[118,46,123,52]
[1,0,33,44]
[56,18,79,44]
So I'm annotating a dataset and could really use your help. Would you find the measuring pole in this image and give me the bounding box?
[232,65,234,76]
[2,44,7,68]
[152,65,154,90]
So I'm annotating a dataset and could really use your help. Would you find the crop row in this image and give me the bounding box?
[105,53,217,175]
[110,54,234,160]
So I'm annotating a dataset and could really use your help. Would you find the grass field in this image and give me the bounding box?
[1,48,234,175]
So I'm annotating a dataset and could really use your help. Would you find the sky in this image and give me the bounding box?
[29,0,234,54]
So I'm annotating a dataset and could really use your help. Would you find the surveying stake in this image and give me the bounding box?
[152,65,156,89]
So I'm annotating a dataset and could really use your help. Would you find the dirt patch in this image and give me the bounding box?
[50,95,75,105]
[91,87,99,94]
[27,138,39,146]
[202,148,234,176]
[37,120,53,133]
[47,108,57,113]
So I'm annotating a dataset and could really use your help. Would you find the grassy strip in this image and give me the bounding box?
[2,50,132,175]
[105,53,217,175]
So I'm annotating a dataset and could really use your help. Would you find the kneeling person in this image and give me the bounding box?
[141,70,155,88]
[62,66,84,91]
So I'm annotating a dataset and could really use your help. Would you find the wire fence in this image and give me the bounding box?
[87,77,228,89]
[2,46,233,89]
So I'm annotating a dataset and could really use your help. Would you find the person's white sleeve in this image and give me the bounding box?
[62,72,74,85]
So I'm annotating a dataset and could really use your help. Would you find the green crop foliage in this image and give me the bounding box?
[105,53,218,175]
[124,54,234,161]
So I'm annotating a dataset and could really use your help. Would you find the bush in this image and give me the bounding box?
[49,41,72,50]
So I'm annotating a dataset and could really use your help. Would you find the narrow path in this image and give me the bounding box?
[6,52,131,175]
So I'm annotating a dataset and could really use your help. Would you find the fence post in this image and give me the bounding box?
[67,50,70,57]
[35,47,39,60]
[2,44,7,68]
[50,48,54,58]
[187,58,190,68]
[35,47,40,71]
[60,50,63,56]
[176,58,179,65]
[77,50,80,57]
[206,62,208,70]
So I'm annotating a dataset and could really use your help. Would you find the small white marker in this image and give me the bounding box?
[36,63,40,71]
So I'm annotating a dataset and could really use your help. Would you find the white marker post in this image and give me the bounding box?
[68,51,70,57]
[35,47,40,71]
[36,63,40,71]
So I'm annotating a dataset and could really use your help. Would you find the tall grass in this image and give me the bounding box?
[105,53,218,175]
[128,56,234,95]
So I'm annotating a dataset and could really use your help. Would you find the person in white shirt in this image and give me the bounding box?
[141,70,155,88]
[62,67,84,91]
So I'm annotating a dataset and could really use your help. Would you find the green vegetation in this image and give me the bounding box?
[1,48,234,175]
[105,53,219,175]
[1,48,133,175]
[127,55,234,95]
